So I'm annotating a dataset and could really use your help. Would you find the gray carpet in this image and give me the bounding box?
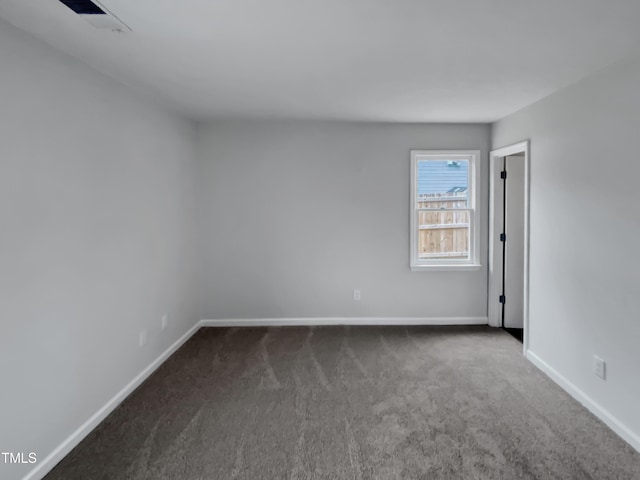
[45,326,640,479]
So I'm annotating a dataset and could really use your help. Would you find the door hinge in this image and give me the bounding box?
[500,233,506,242]
[499,295,506,304]
[500,170,507,180]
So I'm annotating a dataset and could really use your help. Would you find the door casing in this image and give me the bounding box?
[488,141,531,354]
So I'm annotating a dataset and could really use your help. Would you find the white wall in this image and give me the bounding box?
[493,52,640,449]
[0,19,200,480]
[196,120,490,320]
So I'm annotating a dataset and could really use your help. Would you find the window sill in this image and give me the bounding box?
[410,264,482,272]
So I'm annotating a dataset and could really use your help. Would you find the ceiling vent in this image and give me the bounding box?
[58,0,131,32]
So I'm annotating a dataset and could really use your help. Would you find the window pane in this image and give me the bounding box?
[418,210,470,260]
[416,159,468,208]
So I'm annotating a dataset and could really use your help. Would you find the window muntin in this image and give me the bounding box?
[410,151,480,270]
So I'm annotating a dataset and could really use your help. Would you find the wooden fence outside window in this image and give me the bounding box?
[417,192,469,259]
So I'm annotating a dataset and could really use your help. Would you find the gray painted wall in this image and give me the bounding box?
[493,51,640,445]
[196,120,490,319]
[0,19,200,480]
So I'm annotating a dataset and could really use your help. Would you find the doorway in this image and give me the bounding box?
[488,141,530,353]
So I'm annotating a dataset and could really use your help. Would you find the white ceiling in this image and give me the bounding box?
[2,0,640,123]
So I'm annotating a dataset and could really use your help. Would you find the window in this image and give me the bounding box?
[410,150,481,271]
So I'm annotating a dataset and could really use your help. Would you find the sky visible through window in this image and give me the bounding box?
[417,160,468,195]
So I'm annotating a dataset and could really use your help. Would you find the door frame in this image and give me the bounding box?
[488,140,530,354]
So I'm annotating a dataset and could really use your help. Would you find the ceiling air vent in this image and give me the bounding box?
[58,0,131,32]
[58,0,105,14]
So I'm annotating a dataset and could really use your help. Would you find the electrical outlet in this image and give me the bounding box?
[161,314,168,331]
[593,355,606,380]
[139,330,147,348]
[353,289,361,301]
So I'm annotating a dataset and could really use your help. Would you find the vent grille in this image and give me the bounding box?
[58,0,105,15]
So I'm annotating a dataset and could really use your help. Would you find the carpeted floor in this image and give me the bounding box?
[45,326,640,479]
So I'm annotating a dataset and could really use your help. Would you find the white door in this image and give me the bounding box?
[503,155,525,328]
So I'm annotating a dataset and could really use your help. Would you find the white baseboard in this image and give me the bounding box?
[526,350,640,454]
[200,317,488,327]
[23,322,202,480]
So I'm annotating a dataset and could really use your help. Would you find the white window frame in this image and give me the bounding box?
[410,149,481,272]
